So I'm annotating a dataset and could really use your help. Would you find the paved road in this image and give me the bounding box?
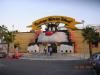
[0,59,97,75]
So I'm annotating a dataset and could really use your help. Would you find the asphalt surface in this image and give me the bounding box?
[0,59,97,75]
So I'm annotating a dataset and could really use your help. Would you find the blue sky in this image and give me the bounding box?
[0,0,100,32]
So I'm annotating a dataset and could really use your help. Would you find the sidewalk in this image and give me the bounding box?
[20,53,89,60]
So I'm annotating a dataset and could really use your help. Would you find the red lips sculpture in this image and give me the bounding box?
[45,31,54,36]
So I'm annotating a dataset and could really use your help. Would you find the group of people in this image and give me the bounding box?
[44,46,53,56]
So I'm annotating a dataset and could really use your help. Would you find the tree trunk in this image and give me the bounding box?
[89,42,92,57]
[7,43,10,55]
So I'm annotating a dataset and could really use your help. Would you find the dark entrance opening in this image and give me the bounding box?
[51,43,57,53]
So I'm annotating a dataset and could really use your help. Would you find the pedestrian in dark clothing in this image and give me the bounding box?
[49,47,52,56]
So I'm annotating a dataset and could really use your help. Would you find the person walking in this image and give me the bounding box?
[44,46,47,55]
[49,47,52,56]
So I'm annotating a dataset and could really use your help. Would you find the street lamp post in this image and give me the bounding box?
[12,25,15,54]
[81,20,86,59]
[81,20,85,29]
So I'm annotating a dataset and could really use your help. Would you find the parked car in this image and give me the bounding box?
[88,53,100,74]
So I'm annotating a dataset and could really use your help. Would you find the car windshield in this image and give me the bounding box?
[92,54,97,59]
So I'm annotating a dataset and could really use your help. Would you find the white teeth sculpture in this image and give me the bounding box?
[37,32,68,42]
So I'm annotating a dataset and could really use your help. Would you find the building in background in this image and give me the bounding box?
[92,26,100,33]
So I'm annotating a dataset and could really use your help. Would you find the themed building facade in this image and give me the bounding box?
[13,31,100,54]
[10,16,100,55]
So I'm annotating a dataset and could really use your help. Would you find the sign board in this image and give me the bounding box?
[27,16,81,30]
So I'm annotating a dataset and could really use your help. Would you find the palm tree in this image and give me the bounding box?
[82,26,99,57]
[0,25,16,55]
[0,25,8,42]
[3,31,14,54]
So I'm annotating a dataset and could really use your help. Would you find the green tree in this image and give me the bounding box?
[0,25,16,55]
[3,31,14,54]
[82,26,99,57]
[0,25,8,42]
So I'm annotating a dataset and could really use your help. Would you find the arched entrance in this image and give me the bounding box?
[27,16,81,53]
[51,43,57,53]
